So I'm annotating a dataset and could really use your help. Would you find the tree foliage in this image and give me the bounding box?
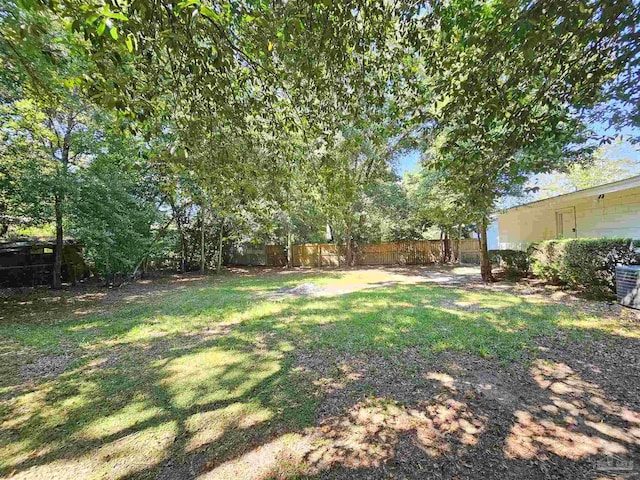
[1,0,638,284]
[406,0,639,280]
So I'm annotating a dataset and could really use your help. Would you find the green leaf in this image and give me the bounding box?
[177,0,200,9]
[200,6,220,22]
[125,35,133,52]
[110,26,118,40]
[291,18,304,32]
[105,11,128,21]
[97,18,107,36]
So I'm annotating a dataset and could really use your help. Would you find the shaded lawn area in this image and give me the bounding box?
[1,267,639,479]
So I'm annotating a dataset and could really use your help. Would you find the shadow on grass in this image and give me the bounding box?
[0,274,639,479]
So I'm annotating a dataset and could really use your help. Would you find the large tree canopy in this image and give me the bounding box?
[1,0,638,284]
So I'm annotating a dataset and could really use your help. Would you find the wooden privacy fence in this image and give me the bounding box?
[458,238,481,264]
[229,238,481,267]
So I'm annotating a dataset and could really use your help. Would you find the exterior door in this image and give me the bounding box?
[555,207,576,238]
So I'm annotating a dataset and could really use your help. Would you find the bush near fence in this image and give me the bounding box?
[529,238,639,297]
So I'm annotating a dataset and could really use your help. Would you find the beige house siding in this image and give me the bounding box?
[498,180,640,250]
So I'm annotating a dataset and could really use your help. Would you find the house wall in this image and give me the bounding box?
[486,220,499,250]
[498,185,640,250]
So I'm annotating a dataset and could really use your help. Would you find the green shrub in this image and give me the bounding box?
[489,249,530,279]
[529,241,565,283]
[529,238,639,296]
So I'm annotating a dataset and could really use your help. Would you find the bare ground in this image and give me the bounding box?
[285,344,640,479]
[201,342,640,479]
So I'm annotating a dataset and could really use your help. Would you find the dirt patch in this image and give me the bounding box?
[534,331,640,414]
[19,353,75,381]
[268,282,328,300]
[295,347,440,418]
[156,452,210,480]
[467,277,640,320]
[281,347,640,479]
[295,349,536,422]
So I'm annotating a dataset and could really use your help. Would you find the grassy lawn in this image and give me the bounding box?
[1,268,639,479]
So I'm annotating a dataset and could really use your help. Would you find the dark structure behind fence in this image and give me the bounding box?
[0,239,88,288]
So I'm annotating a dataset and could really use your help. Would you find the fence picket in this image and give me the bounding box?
[230,239,481,267]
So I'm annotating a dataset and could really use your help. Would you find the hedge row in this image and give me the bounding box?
[488,249,530,279]
[528,238,639,296]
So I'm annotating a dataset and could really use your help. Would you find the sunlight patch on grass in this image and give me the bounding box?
[311,270,393,286]
[106,298,289,347]
[67,322,103,331]
[454,290,524,309]
[15,421,177,480]
[185,401,273,452]
[227,301,288,324]
[79,402,164,440]
[0,438,61,474]
[2,387,69,432]
[158,348,282,409]
[555,312,640,339]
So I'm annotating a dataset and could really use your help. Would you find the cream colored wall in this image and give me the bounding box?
[498,185,640,250]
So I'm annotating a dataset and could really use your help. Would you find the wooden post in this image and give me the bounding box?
[444,231,451,263]
[216,218,224,273]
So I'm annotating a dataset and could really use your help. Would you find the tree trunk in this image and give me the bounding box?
[176,214,186,272]
[52,194,63,289]
[216,219,224,273]
[350,238,358,266]
[167,197,186,272]
[479,216,494,282]
[0,201,8,237]
[200,202,206,272]
[457,224,462,263]
[287,227,292,268]
[443,231,451,263]
[51,114,73,289]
